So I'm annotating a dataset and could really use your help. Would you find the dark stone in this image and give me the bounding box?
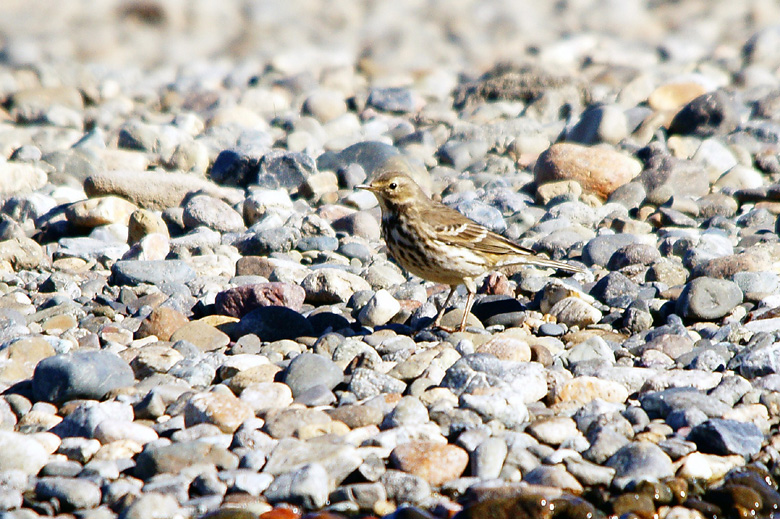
[231,306,314,342]
[307,311,352,335]
[471,296,524,323]
[590,271,640,308]
[688,419,763,457]
[582,234,640,267]
[367,87,416,113]
[236,227,300,255]
[32,350,135,404]
[209,149,261,187]
[255,150,316,190]
[668,90,740,137]
[675,277,743,320]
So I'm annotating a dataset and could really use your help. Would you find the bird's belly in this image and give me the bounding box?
[385,228,486,284]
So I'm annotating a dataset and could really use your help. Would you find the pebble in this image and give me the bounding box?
[32,351,134,404]
[534,143,641,200]
[282,353,343,397]
[675,277,743,320]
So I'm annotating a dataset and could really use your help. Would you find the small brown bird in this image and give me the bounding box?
[358,163,584,333]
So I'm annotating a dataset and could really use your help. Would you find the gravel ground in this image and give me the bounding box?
[3,1,780,518]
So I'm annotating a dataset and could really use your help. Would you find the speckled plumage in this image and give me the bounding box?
[359,164,584,332]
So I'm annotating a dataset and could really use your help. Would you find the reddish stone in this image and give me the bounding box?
[235,256,275,277]
[390,441,468,486]
[135,306,189,341]
[260,507,301,519]
[215,282,306,317]
[481,272,513,296]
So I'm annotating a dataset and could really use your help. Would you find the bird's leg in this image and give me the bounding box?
[457,278,477,332]
[432,285,457,329]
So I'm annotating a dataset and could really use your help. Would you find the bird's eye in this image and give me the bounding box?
[388,182,397,190]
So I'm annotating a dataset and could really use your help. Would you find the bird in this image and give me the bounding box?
[358,161,585,333]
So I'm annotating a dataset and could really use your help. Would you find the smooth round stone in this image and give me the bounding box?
[472,437,508,480]
[390,441,468,486]
[639,387,730,418]
[582,234,642,267]
[51,401,133,439]
[182,194,245,233]
[262,408,333,439]
[93,420,158,445]
[358,289,401,327]
[534,142,641,200]
[523,464,584,494]
[606,441,674,490]
[130,344,184,377]
[118,492,182,519]
[238,226,300,255]
[32,350,134,404]
[337,242,372,264]
[256,150,316,191]
[184,390,254,433]
[169,321,230,352]
[526,417,580,446]
[65,196,138,228]
[381,396,429,428]
[302,89,347,124]
[380,470,431,505]
[239,382,293,414]
[0,336,56,383]
[135,306,189,341]
[475,333,531,362]
[301,269,371,304]
[35,477,101,510]
[590,271,640,308]
[0,237,46,270]
[608,243,661,269]
[264,462,330,509]
[0,162,48,194]
[296,235,339,252]
[675,277,743,320]
[548,297,602,328]
[538,323,565,337]
[348,368,406,400]
[282,353,343,397]
[134,440,237,480]
[0,431,49,474]
[367,87,418,113]
[732,271,780,301]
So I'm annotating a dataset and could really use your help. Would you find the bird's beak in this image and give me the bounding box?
[356,184,375,192]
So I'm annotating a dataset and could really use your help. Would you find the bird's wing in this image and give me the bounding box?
[423,202,532,256]
[423,202,584,273]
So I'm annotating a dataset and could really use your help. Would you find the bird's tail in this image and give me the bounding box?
[498,255,586,274]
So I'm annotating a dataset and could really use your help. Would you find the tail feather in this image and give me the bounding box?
[497,255,586,274]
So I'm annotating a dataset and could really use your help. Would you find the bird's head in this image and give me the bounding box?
[357,170,425,210]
